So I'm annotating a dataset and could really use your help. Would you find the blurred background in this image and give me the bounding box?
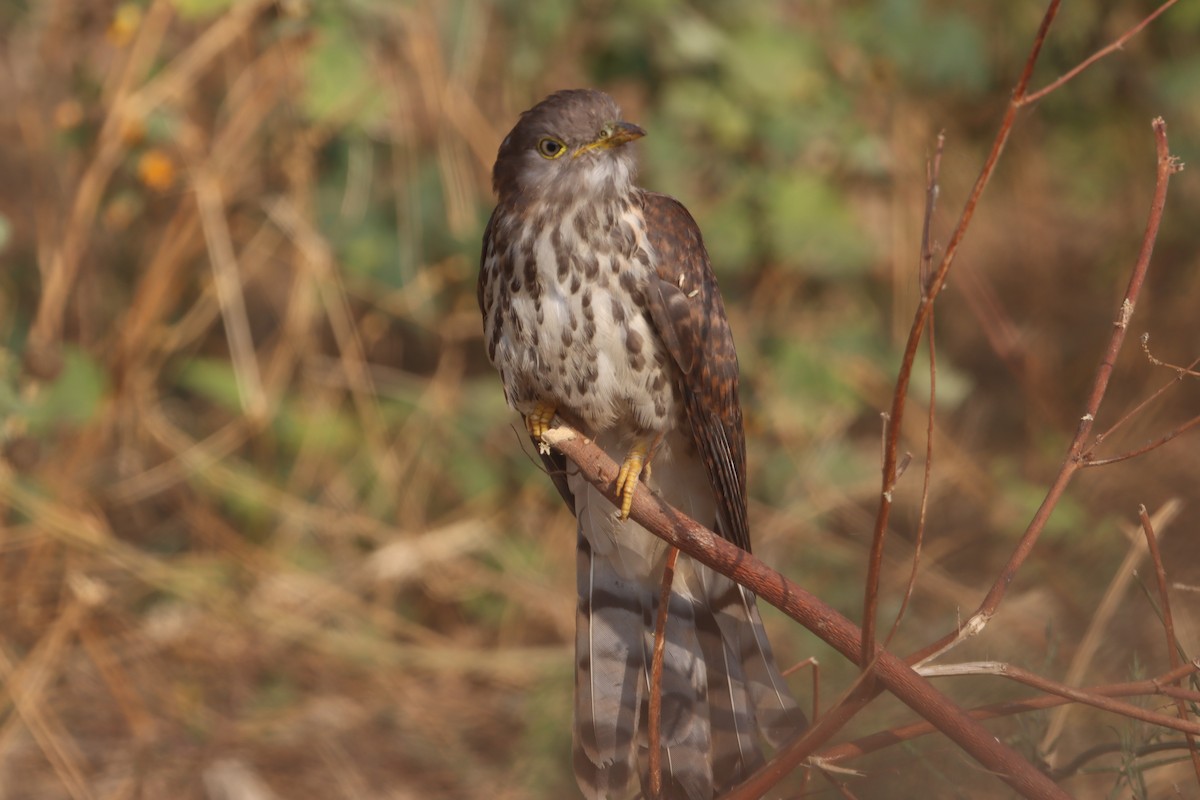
[2,1,1199,798]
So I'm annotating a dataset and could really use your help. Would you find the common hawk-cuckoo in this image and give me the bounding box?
[478,89,805,799]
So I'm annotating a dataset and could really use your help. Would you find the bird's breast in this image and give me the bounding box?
[483,200,682,435]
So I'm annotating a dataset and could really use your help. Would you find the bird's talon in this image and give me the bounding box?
[526,402,557,440]
[614,440,651,520]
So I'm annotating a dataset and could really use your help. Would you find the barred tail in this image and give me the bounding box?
[569,441,805,799]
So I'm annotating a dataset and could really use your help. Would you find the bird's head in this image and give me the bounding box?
[492,89,645,205]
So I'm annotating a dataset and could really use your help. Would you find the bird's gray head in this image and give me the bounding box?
[492,89,645,206]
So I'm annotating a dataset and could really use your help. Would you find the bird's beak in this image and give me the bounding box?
[606,121,646,146]
[574,121,646,157]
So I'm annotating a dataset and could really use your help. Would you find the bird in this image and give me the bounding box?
[478,89,805,799]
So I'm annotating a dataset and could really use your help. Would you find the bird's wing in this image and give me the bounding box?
[638,191,750,552]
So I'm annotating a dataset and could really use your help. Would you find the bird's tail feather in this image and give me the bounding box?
[574,534,643,797]
[706,573,805,749]
[571,443,805,799]
[692,592,763,783]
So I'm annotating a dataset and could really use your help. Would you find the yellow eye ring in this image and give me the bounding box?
[537,137,566,159]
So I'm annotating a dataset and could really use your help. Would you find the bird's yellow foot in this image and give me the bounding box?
[614,438,652,520]
[525,402,557,440]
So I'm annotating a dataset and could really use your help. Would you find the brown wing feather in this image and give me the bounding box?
[638,190,751,552]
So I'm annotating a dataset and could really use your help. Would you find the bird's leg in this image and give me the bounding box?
[525,401,558,440]
[614,433,661,520]
[642,432,664,484]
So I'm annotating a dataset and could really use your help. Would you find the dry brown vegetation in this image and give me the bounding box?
[1,1,1198,798]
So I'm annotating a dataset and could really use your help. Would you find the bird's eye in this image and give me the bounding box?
[599,125,614,139]
[537,137,566,159]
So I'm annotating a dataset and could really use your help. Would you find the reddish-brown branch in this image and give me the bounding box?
[918,661,1200,736]
[541,428,1071,800]
[860,0,1062,665]
[1138,506,1200,782]
[819,661,1200,765]
[918,131,946,290]
[648,546,680,798]
[884,321,935,652]
[1141,507,1182,669]
[1083,413,1200,467]
[1141,336,1200,378]
[1019,0,1184,106]
[1073,345,1200,466]
[1068,119,1177,460]
[909,117,1178,665]
[1086,354,1200,458]
[780,656,821,716]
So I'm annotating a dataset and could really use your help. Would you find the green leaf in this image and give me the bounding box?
[273,401,361,456]
[700,194,755,277]
[27,347,108,433]
[764,173,875,275]
[170,0,233,21]
[302,18,385,129]
[725,27,823,104]
[175,357,244,413]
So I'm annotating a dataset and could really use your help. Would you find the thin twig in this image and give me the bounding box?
[779,657,822,725]
[648,547,680,799]
[819,661,1200,765]
[1138,505,1200,783]
[1082,414,1200,467]
[1067,119,1179,459]
[861,0,1063,666]
[883,134,944,650]
[1086,354,1200,455]
[917,661,1200,736]
[1019,0,1184,107]
[1141,335,1200,378]
[910,116,1180,666]
[919,132,945,291]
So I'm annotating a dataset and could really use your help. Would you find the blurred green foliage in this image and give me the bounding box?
[3,1,1199,798]
[25,348,108,434]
